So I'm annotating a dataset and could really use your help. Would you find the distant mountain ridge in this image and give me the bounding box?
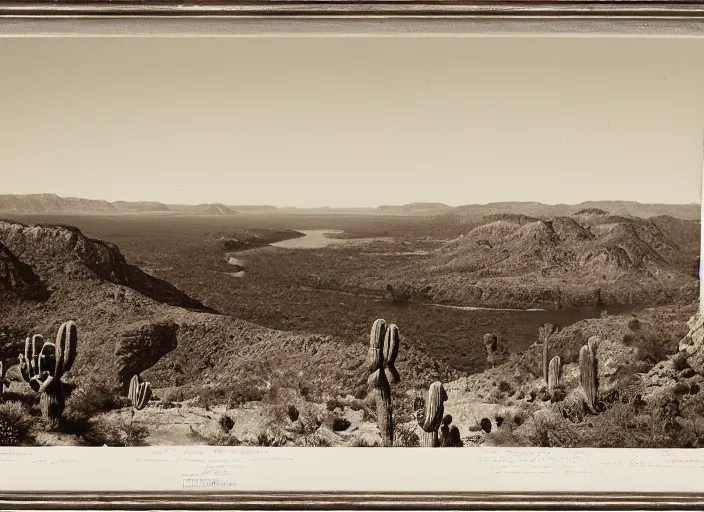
[0,194,699,220]
[0,194,237,216]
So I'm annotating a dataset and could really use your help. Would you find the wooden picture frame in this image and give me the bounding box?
[1,1,703,510]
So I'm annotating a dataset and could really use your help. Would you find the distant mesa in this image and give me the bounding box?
[377,203,454,215]
[167,203,237,215]
[228,205,279,213]
[0,193,117,214]
[112,201,171,213]
[0,194,699,221]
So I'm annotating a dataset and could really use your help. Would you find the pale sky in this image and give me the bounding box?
[0,36,702,208]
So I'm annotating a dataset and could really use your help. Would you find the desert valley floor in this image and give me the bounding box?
[1,200,703,447]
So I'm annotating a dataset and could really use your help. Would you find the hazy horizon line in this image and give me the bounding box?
[1,191,701,209]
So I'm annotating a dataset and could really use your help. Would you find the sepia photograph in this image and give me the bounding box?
[0,33,702,452]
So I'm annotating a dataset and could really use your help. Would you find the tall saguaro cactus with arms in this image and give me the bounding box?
[367,319,400,447]
[18,321,78,423]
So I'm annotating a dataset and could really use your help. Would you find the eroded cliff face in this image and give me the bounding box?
[679,313,704,373]
[0,242,49,301]
[0,220,209,311]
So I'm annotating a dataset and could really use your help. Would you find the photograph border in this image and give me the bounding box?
[1,1,704,510]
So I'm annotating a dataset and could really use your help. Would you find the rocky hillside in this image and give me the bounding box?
[430,305,703,448]
[386,211,700,309]
[1,218,701,448]
[0,242,48,301]
[0,220,448,404]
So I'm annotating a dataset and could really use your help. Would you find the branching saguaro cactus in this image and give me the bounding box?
[415,381,448,447]
[579,336,600,412]
[483,333,498,368]
[539,323,557,383]
[367,319,400,447]
[128,374,152,411]
[548,356,562,390]
[18,321,77,423]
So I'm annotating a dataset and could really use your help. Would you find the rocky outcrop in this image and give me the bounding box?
[114,320,179,392]
[0,242,48,301]
[0,220,211,312]
[678,314,704,374]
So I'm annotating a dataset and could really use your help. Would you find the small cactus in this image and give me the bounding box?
[367,319,400,447]
[0,360,8,394]
[415,381,448,447]
[18,321,77,423]
[438,414,463,447]
[548,356,562,390]
[128,374,152,411]
[483,333,498,368]
[579,336,600,412]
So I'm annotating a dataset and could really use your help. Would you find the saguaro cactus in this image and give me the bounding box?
[18,321,78,423]
[0,361,8,394]
[539,323,557,383]
[415,381,448,447]
[548,356,562,390]
[367,319,400,447]
[579,336,599,412]
[483,333,498,368]
[128,374,152,411]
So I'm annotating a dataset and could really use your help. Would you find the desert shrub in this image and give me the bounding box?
[1,388,38,405]
[627,317,641,331]
[183,382,265,410]
[672,351,690,372]
[485,426,523,447]
[304,435,332,447]
[497,380,512,393]
[64,380,124,426]
[393,421,420,447]
[208,433,243,446]
[0,401,33,446]
[161,387,188,403]
[385,282,432,303]
[511,408,526,427]
[480,418,492,433]
[330,417,351,432]
[255,429,288,447]
[516,410,579,447]
[551,391,588,423]
[550,388,567,403]
[350,438,380,447]
[635,335,670,364]
[287,405,300,422]
[219,414,234,432]
[82,415,148,447]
